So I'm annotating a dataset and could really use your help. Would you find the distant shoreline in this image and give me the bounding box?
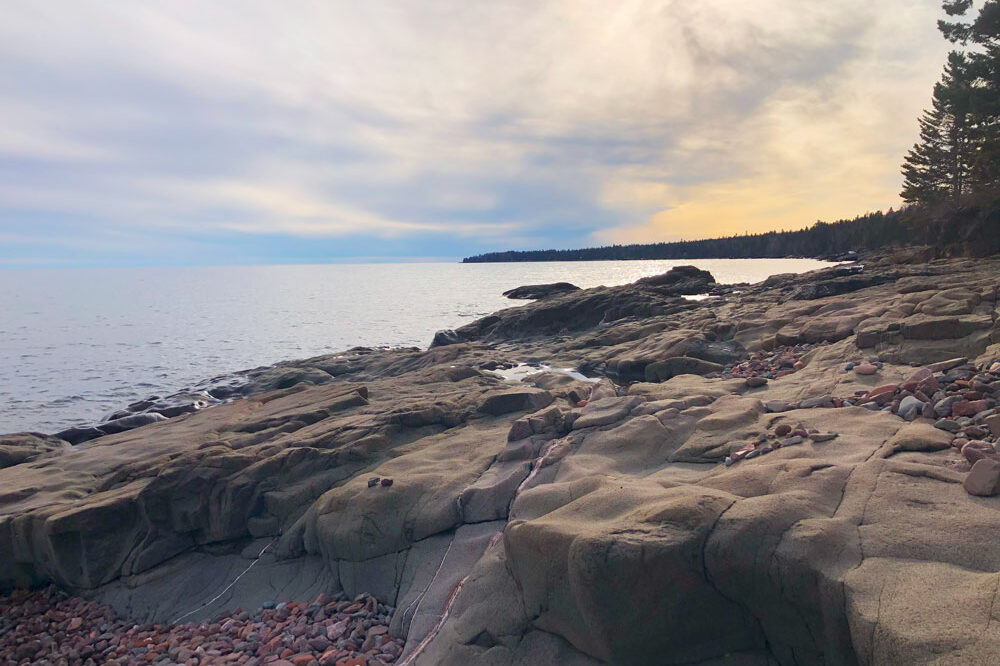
[462,210,903,263]
[462,252,851,263]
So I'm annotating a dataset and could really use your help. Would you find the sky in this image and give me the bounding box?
[0,1,953,266]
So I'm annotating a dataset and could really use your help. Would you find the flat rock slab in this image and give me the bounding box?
[888,423,953,453]
[400,522,504,660]
[479,389,554,416]
[92,551,333,625]
[572,397,641,430]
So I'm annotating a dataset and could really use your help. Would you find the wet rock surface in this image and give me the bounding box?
[3,258,1000,665]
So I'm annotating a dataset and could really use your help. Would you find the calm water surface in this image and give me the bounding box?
[0,259,830,433]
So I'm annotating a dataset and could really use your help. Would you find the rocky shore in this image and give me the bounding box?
[2,254,1000,665]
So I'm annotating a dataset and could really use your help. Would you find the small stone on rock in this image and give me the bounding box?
[962,440,998,465]
[964,458,1000,497]
[935,419,962,433]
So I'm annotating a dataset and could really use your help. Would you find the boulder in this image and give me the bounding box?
[790,271,891,300]
[430,329,467,348]
[644,357,724,382]
[446,267,711,342]
[502,282,581,300]
[0,433,69,468]
[54,425,106,445]
[964,459,1000,497]
[635,265,715,292]
[97,412,168,435]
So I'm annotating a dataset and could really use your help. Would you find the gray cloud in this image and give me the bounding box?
[0,0,951,264]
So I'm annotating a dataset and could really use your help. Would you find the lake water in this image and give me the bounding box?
[0,258,831,433]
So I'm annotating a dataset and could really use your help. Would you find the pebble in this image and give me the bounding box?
[898,396,925,421]
[726,344,819,381]
[964,425,988,439]
[0,588,403,666]
[866,384,898,403]
[935,396,963,418]
[800,396,834,409]
[953,400,989,418]
[962,441,998,465]
[855,363,878,376]
[367,477,380,488]
[810,432,838,442]
[935,419,962,433]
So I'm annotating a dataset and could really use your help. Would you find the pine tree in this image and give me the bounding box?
[901,52,973,205]
[938,0,1000,197]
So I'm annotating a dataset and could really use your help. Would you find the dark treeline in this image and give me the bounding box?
[463,212,906,263]
[466,1,1000,265]
[893,0,1000,255]
[463,200,1000,262]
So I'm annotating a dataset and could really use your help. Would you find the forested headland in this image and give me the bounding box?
[463,212,903,262]
[464,1,1000,264]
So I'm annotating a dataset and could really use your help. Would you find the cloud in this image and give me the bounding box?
[0,0,952,265]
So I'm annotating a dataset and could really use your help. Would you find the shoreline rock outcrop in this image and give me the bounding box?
[502,282,581,300]
[2,259,1000,665]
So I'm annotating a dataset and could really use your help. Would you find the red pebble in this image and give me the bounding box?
[953,400,988,417]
